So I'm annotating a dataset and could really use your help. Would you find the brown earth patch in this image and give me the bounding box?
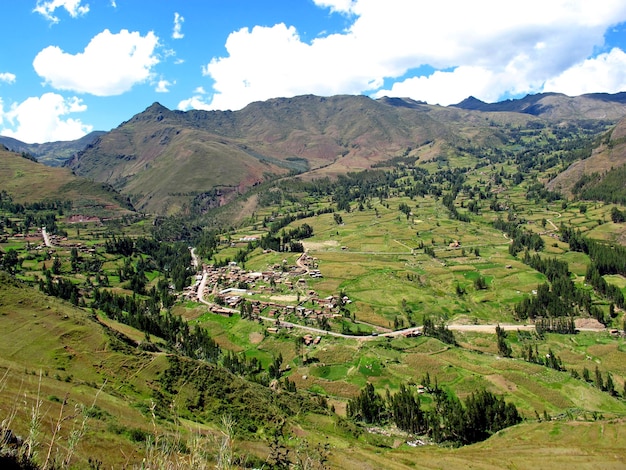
[301,240,340,251]
[249,332,264,344]
[485,373,518,392]
[66,215,101,223]
[575,318,605,330]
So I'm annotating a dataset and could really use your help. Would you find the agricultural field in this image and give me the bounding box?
[1,117,626,467]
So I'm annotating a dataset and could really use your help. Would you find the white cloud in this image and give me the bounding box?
[178,95,212,111]
[172,12,184,39]
[0,72,16,84]
[155,79,174,93]
[543,47,626,96]
[312,0,356,14]
[0,93,92,144]
[33,29,159,96]
[373,56,547,106]
[191,0,626,110]
[34,0,89,23]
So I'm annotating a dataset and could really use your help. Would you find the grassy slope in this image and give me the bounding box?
[0,273,165,468]
[0,148,132,216]
[2,272,626,469]
[68,105,293,214]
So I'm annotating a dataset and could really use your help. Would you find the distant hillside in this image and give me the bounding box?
[0,147,134,216]
[547,117,626,197]
[453,92,626,120]
[0,131,106,166]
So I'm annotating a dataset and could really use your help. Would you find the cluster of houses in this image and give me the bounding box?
[210,291,350,322]
[183,257,353,332]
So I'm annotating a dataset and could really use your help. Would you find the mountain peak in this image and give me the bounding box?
[452,96,488,109]
[146,102,169,112]
[128,102,173,125]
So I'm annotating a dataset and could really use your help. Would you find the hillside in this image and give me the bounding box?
[0,131,105,167]
[547,116,626,196]
[0,147,133,216]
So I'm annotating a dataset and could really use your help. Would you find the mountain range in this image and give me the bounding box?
[3,91,626,215]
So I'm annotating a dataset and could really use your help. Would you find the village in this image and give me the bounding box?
[184,251,351,340]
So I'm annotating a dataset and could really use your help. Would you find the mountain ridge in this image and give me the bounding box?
[452,91,626,119]
[5,91,626,214]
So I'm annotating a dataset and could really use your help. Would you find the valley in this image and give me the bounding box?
[1,93,626,468]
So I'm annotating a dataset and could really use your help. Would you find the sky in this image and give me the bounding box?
[1,1,626,144]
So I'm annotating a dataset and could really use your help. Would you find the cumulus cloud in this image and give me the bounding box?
[178,95,212,111]
[173,12,184,39]
[33,29,159,96]
[0,93,92,144]
[189,0,626,110]
[34,0,89,23]
[543,48,626,96]
[0,72,16,84]
[155,79,174,93]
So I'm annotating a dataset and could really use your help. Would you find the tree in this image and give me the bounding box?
[294,336,305,363]
[495,325,512,357]
[474,275,487,290]
[52,256,62,275]
[347,382,386,424]
[268,353,283,380]
[1,249,20,274]
[70,247,80,273]
[595,365,604,390]
[606,372,616,396]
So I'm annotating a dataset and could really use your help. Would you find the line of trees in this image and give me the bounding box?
[514,252,601,323]
[561,225,626,276]
[92,288,220,362]
[259,222,314,252]
[493,217,544,256]
[422,317,456,345]
[347,381,521,446]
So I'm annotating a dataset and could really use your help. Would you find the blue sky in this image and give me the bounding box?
[1,0,626,143]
